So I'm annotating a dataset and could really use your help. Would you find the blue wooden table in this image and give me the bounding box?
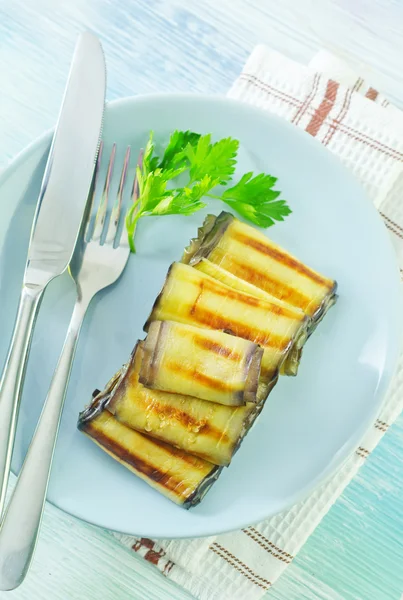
[1,1,403,598]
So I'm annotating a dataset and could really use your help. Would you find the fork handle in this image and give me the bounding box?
[0,285,44,519]
[0,296,89,591]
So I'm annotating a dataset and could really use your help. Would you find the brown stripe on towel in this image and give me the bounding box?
[305,79,339,137]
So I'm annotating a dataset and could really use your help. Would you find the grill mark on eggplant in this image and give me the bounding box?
[164,360,244,398]
[193,257,282,304]
[202,279,262,308]
[84,424,191,496]
[185,305,292,351]
[83,419,213,496]
[198,277,301,319]
[138,434,219,466]
[118,360,233,444]
[122,392,232,443]
[192,335,242,360]
[232,231,332,288]
[218,259,313,311]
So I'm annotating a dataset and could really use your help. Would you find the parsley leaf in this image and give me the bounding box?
[217,171,291,226]
[153,175,218,216]
[222,172,280,204]
[159,130,201,170]
[186,135,239,185]
[142,131,159,176]
[125,130,291,252]
[135,170,171,214]
[222,198,292,227]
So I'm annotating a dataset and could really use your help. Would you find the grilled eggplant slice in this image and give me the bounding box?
[192,258,308,376]
[78,408,221,508]
[193,258,288,304]
[183,211,337,324]
[141,320,263,405]
[89,343,259,466]
[145,262,308,383]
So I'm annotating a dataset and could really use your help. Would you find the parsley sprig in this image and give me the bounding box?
[125,130,291,252]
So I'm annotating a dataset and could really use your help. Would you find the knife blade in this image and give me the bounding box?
[0,31,106,515]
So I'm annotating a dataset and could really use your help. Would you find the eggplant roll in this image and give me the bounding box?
[141,320,263,405]
[194,257,289,305]
[193,258,307,376]
[183,211,337,323]
[145,262,308,382]
[84,343,258,466]
[78,409,221,508]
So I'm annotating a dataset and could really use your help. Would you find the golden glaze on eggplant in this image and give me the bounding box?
[193,258,290,305]
[141,320,263,405]
[145,262,308,382]
[78,409,221,508]
[192,258,309,376]
[84,343,259,466]
[183,212,337,321]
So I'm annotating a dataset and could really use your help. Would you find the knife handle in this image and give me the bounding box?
[0,285,43,517]
[0,296,87,591]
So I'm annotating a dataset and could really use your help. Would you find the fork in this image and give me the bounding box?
[0,144,132,591]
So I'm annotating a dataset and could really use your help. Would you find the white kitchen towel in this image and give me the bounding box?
[114,46,403,600]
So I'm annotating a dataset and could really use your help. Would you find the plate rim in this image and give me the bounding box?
[2,92,402,538]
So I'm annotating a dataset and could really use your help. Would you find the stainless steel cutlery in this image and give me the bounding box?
[0,31,119,589]
[0,32,106,518]
[0,144,132,590]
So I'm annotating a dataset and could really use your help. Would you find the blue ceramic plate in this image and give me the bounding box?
[0,95,401,538]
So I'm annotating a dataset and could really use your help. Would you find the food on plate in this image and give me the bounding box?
[193,257,285,303]
[191,257,307,375]
[78,407,221,508]
[145,262,308,384]
[125,130,291,252]
[141,320,263,405]
[81,342,260,466]
[79,208,337,508]
[183,211,337,324]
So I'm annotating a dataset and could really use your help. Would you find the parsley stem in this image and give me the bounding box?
[126,203,142,253]
[128,234,136,253]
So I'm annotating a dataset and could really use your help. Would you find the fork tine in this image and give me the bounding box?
[117,147,144,249]
[92,143,116,242]
[105,146,131,246]
[84,141,104,240]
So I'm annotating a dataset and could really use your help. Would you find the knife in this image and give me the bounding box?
[0,32,106,516]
